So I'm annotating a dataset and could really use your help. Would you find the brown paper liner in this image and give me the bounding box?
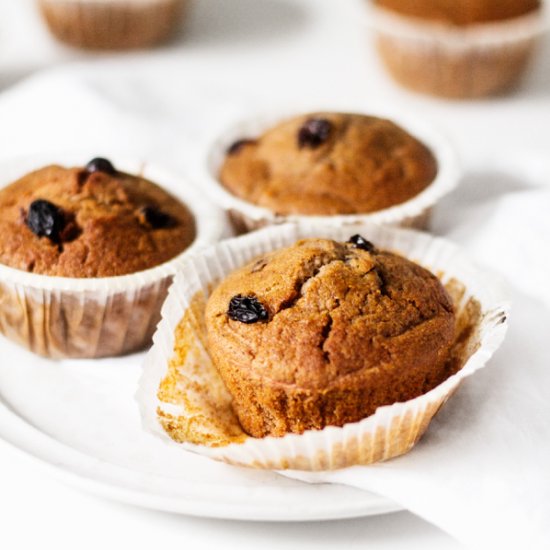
[0,277,171,359]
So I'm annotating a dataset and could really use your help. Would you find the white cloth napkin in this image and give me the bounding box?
[286,192,550,549]
[1,69,550,549]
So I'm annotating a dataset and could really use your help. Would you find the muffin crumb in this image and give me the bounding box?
[0,164,196,277]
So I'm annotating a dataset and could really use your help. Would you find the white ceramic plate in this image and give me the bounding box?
[0,336,400,521]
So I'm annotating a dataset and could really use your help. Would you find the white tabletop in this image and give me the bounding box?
[1,1,549,548]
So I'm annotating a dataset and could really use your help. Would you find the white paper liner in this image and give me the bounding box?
[365,2,550,97]
[196,107,461,232]
[137,222,509,471]
[0,154,229,358]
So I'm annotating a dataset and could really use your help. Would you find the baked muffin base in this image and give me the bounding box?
[369,5,545,98]
[38,0,189,50]
[227,206,432,236]
[0,277,172,358]
[138,223,509,470]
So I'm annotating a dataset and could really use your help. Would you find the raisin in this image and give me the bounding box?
[139,206,174,229]
[85,157,116,175]
[228,295,268,324]
[26,200,66,243]
[227,139,256,155]
[297,118,332,149]
[348,234,375,252]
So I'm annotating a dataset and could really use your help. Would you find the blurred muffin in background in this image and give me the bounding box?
[37,0,189,50]
[369,0,545,98]
[375,0,541,26]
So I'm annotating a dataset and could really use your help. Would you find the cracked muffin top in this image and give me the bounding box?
[205,236,456,437]
[374,0,540,25]
[0,159,196,278]
[218,113,437,216]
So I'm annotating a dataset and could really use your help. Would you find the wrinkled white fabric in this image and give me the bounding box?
[0,67,549,549]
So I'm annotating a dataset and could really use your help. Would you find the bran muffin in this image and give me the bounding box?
[0,157,208,359]
[374,0,541,26]
[0,159,195,278]
[205,236,455,438]
[38,0,189,51]
[219,113,437,218]
[370,0,544,98]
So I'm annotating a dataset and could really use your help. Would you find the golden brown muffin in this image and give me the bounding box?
[219,113,437,216]
[205,236,455,438]
[38,0,189,51]
[0,158,195,278]
[374,0,541,26]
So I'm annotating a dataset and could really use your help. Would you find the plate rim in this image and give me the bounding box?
[0,395,401,521]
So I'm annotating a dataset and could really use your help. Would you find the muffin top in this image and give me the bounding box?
[219,113,437,216]
[0,159,196,277]
[206,236,455,391]
[374,0,540,25]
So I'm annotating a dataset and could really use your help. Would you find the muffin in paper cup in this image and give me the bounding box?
[0,155,228,359]
[137,222,509,471]
[37,0,189,50]
[366,1,550,98]
[197,108,461,234]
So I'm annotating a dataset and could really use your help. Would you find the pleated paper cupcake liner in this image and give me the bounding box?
[196,107,461,233]
[0,155,228,359]
[137,221,509,471]
[37,0,189,50]
[366,2,550,98]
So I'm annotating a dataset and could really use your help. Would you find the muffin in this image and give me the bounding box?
[0,156,223,358]
[140,222,508,470]
[370,0,544,98]
[207,111,459,232]
[204,236,455,437]
[375,0,541,25]
[37,0,189,50]
[220,113,437,218]
[0,159,195,277]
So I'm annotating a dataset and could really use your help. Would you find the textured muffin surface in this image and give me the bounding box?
[0,165,195,277]
[219,113,437,216]
[205,237,456,438]
[374,0,540,25]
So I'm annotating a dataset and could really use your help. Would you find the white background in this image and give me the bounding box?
[1,0,549,548]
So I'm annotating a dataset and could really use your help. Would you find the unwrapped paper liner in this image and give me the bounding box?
[137,222,509,471]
